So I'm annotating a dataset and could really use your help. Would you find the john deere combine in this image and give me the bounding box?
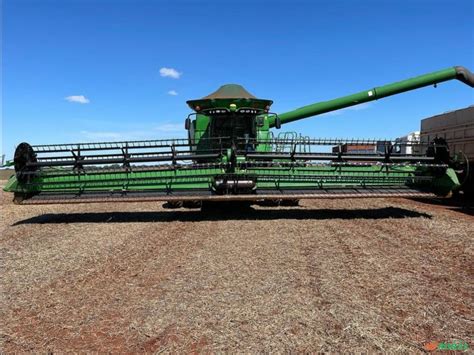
[4,66,473,206]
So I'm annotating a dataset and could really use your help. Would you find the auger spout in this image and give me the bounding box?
[270,66,474,127]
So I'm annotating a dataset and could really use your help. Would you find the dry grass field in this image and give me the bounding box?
[0,170,14,181]
[1,180,473,353]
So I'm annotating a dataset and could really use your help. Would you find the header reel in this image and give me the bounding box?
[7,136,456,205]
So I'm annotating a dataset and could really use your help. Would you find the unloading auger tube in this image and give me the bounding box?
[3,65,473,205]
[269,66,474,127]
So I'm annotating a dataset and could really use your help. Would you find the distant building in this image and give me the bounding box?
[420,106,474,160]
[331,141,393,155]
[332,144,375,154]
[395,131,420,155]
[420,105,474,196]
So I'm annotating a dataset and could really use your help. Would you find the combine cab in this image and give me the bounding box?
[4,66,474,206]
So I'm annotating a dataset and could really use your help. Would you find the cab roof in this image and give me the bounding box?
[186,84,273,112]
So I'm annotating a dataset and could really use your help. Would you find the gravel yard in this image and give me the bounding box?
[1,183,473,352]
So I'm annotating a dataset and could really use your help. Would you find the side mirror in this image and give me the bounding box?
[185,118,191,130]
[275,116,281,129]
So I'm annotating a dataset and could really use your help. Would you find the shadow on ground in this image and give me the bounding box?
[410,197,474,217]
[13,207,430,225]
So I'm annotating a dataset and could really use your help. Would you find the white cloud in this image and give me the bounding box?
[349,102,372,111]
[154,123,182,132]
[65,95,90,104]
[80,130,122,140]
[322,102,372,116]
[80,126,185,141]
[159,67,181,79]
[167,90,178,96]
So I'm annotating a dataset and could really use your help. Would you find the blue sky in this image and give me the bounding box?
[2,0,473,159]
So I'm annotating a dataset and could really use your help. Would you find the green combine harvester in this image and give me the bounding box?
[4,66,474,206]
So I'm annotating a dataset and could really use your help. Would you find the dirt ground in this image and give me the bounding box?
[1,182,473,353]
[0,170,14,181]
